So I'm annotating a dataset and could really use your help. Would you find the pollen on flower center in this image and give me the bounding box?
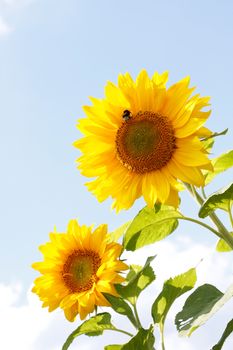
[115,111,177,174]
[62,250,101,293]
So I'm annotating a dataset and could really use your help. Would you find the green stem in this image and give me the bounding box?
[210,213,233,249]
[160,324,166,350]
[133,301,143,329]
[114,328,134,337]
[228,201,233,229]
[178,216,223,239]
[185,184,233,249]
[201,186,207,199]
[189,184,204,205]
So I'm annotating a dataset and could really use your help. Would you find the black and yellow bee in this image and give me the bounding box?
[122,110,132,121]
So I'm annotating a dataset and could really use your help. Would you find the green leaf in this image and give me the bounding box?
[126,264,143,281]
[62,313,117,350]
[124,205,181,251]
[205,150,233,185]
[105,327,155,350]
[216,235,233,252]
[122,327,155,350]
[212,318,233,350]
[110,221,132,242]
[199,183,233,218]
[151,268,197,328]
[103,294,138,328]
[116,256,156,305]
[175,283,233,336]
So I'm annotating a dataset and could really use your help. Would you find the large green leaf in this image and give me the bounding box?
[105,327,155,350]
[199,183,233,218]
[110,221,132,242]
[175,283,233,336]
[205,150,233,185]
[151,268,196,328]
[212,318,233,350]
[124,205,181,251]
[103,294,137,328]
[116,256,156,305]
[62,313,117,350]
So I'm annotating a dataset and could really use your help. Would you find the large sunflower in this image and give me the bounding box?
[74,70,212,211]
[32,220,128,321]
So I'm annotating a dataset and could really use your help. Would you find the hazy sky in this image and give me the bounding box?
[0,1,233,349]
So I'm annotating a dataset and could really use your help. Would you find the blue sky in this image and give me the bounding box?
[0,1,233,349]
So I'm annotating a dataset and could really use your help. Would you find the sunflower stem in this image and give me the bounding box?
[228,201,233,229]
[191,185,233,248]
[160,324,166,350]
[201,186,207,199]
[178,216,223,239]
[184,184,233,249]
[114,328,134,337]
[133,299,143,329]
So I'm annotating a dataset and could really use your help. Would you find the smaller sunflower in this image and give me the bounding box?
[32,220,128,321]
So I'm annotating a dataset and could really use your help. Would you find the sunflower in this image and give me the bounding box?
[32,220,128,321]
[74,70,212,211]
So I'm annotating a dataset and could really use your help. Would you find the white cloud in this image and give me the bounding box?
[0,16,12,36]
[0,0,33,8]
[0,0,34,37]
[0,237,233,349]
[0,283,54,350]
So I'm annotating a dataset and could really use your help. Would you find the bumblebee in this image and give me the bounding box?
[122,110,132,121]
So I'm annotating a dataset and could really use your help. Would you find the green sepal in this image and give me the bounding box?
[199,183,233,218]
[124,204,181,251]
[201,128,228,152]
[151,268,197,327]
[202,136,215,152]
[116,256,156,305]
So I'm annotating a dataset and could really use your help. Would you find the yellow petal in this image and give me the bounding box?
[152,71,169,87]
[167,159,204,186]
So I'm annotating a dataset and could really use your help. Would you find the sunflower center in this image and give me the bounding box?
[116,111,176,173]
[62,250,101,293]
